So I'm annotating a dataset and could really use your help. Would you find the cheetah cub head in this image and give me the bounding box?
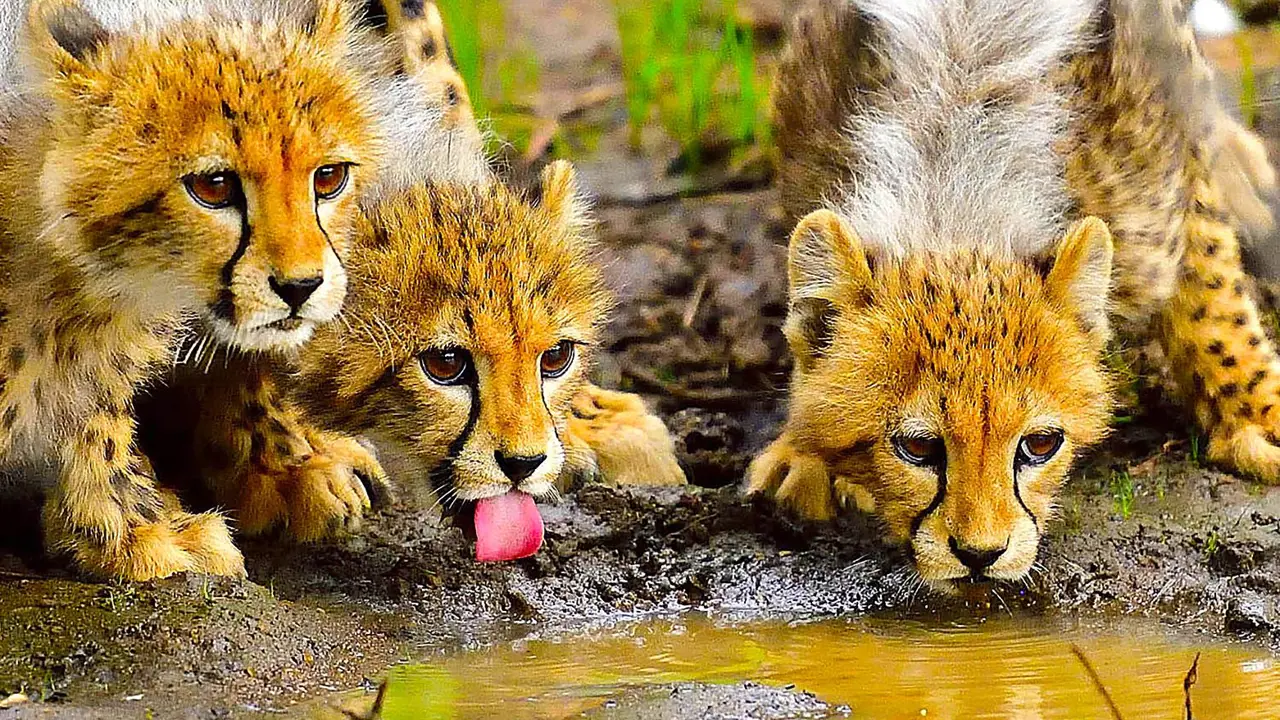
[783,210,1115,591]
[25,0,383,350]
[297,162,610,545]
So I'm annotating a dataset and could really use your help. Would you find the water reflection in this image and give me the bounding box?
[352,615,1279,720]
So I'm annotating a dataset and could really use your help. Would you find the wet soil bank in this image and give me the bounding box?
[3,337,1280,719]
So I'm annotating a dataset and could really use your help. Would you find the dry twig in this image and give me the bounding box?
[682,273,709,328]
[341,681,388,720]
[1071,644,1126,720]
[1184,652,1201,720]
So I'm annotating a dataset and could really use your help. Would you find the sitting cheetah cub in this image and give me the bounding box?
[0,0,393,580]
[751,0,1280,590]
[132,0,486,550]
[293,162,686,561]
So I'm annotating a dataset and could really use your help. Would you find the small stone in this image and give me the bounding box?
[1225,592,1273,634]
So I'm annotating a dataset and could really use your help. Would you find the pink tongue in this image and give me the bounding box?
[473,491,544,562]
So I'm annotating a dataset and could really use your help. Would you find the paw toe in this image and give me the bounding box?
[745,443,792,496]
[775,455,835,522]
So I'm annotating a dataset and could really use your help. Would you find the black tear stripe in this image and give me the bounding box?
[909,465,948,536]
[538,380,563,472]
[429,380,481,522]
[212,200,253,322]
[1012,466,1040,528]
[314,199,346,273]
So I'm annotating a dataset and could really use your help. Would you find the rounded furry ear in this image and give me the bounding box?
[1044,216,1114,348]
[538,160,591,233]
[25,0,109,79]
[788,209,873,301]
[785,209,874,370]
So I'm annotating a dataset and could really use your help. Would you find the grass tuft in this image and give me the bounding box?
[1109,470,1136,520]
[1237,33,1259,128]
[615,0,772,169]
[436,0,541,155]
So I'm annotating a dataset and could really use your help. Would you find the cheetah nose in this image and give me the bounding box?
[269,275,323,313]
[495,452,547,483]
[948,536,1008,575]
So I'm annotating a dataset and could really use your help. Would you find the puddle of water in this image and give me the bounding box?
[355,615,1280,720]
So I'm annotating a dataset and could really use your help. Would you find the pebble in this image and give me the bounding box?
[1225,592,1273,634]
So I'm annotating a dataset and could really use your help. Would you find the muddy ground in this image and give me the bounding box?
[6,2,1280,718]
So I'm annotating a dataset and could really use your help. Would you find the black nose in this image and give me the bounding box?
[269,275,323,313]
[495,452,546,482]
[948,537,1008,575]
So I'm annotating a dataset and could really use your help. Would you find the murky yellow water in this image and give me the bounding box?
[347,615,1280,720]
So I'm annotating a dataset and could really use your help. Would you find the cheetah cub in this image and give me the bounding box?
[132,0,487,551]
[0,0,391,580]
[293,162,686,561]
[751,0,1280,590]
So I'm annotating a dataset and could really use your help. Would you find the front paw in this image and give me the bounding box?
[236,432,393,542]
[1208,424,1280,484]
[567,386,686,486]
[50,507,245,581]
[745,434,837,521]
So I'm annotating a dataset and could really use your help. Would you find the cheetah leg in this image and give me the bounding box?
[208,363,393,542]
[43,408,244,581]
[1161,177,1280,482]
[564,384,686,487]
[381,0,480,137]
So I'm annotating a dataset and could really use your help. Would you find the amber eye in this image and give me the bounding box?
[892,434,945,468]
[420,347,471,385]
[540,341,576,379]
[184,171,242,209]
[1017,430,1065,467]
[313,164,350,201]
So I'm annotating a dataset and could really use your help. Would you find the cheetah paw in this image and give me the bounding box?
[55,508,245,581]
[745,434,840,521]
[565,385,686,487]
[1208,424,1280,484]
[236,432,393,542]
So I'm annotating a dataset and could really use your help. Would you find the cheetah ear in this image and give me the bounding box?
[785,209,874,371]
[1044,216,1114,349]
[539,160,592,234]
[25,0,110,83]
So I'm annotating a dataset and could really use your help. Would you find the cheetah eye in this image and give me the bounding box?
[184,171,242,209]
[540,340,576,379]
[1017,430,1065,467]
[313,164,351,201]
[892,434,945,468]
[420,347,472,385]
